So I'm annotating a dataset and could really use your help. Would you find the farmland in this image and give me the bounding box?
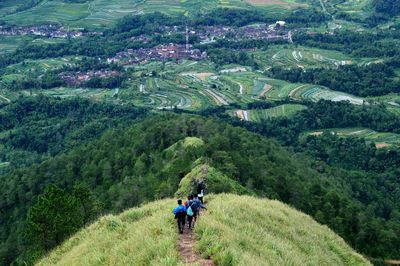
[233,103,307,121]
[253,46,355,69]
[252,78,366,105]
[0,0,294,29]
[306,128,400,148]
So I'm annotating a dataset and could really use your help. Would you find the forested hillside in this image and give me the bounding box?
[1,110,399,264]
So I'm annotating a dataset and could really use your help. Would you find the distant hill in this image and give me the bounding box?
[37,194,370,265]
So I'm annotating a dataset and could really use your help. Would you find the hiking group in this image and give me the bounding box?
[173,181,207,234]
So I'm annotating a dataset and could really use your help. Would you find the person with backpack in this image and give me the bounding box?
[185,195,194,230]
[173,199,187,234]
[191,195,207,227]
[197,181,205,203]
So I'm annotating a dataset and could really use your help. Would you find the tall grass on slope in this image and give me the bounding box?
[37,199,184,266]
[196,194,371,266]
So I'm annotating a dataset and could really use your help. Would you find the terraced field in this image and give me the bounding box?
[0,0,241,28]
[234,103,307,121]
[0,36,33,54]
[257,78,366,105]
[306,128,400,148]
[253,46,354,69]
[0,0,302,28]
[4,57,75,76]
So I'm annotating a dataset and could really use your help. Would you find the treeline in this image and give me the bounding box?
[294,30,400,58]
[207,49,258,68]
[227,100,400,146]
[0,96,147,171]
[301,133,400,172]
[269,63,400,97]
[373,0,400,15]
[1,113,399,264]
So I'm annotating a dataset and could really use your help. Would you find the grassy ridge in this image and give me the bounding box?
[196,194,371,266]
[38,194,370,265]
[37,199,183,266]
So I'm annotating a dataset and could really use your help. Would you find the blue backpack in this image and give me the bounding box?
[187,206,194,216]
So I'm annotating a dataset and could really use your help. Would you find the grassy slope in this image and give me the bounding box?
[197,194,371,266]
[37,199,183,266]
[38,194,370,266]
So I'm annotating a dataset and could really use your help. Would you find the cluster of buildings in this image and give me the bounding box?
[0,25,98,38]
[59,70,119,86]
[107,22,288,65]
[184,22,289,44]
[107,43,207,65]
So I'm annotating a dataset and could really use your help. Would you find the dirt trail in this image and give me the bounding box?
[179,228,214,266]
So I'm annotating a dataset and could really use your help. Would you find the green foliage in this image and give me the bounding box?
[269,63,400,97]
[37,199,182,266]
[175,163,250,198]
[0,96,147,172]
[26,185,83,254]
[1,113,399,263]
[373,0,400,15]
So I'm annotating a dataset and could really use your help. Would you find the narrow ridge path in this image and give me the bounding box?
[179,226,214,266]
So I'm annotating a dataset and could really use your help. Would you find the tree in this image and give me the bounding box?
[26,185,83,251]
[73,182,103,225]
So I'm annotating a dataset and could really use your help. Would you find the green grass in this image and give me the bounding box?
[242,104,307,121]
[37,193,370,265]
[37,199,184,266]
[196,194,371,266]
[175,163,250,198]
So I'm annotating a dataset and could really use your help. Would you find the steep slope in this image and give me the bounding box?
[37,194,370,266]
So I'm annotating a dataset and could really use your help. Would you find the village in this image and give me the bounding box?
[108,21,290,65]
[59,70,119,86]
[0,24,99,38]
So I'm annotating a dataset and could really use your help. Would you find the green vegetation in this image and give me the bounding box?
[36,194,371,265]
[0,96,147,173]
[233,103,307,121]
[175,163,250,198]
[1,2,400,265]
[2,111,400,264]
[305,128,400,148]
[197,194,370,265]
[37,199,181,266]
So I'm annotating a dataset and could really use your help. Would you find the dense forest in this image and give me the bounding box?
[1,100,400,264]
[0,96,147,173]
[373,0,400,15]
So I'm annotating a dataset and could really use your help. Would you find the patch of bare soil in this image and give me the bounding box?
[179,227,214,266]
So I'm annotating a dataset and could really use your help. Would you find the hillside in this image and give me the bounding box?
[37,194,370,266]
[2,113,400,264]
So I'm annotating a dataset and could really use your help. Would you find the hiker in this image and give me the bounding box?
[185,195,195,230]
[191,195,207,227]
[173,199,187,234]
[197,181,205,203]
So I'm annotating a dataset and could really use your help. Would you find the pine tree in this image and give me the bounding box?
[26,185,83,250]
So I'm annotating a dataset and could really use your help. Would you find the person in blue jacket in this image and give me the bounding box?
[173,199,187,234]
